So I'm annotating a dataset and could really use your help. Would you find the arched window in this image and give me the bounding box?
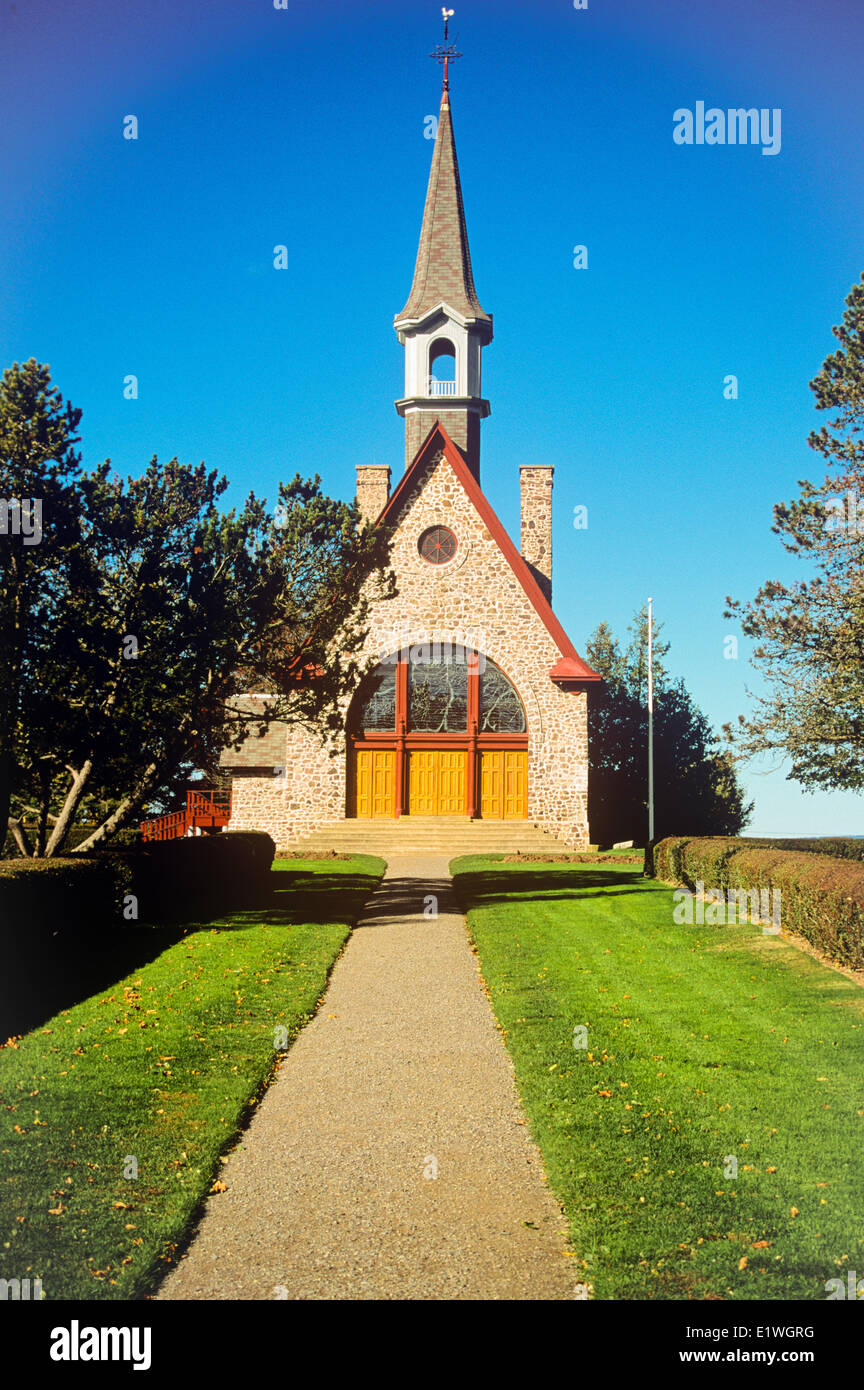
[480,658,527,733]
[354,666,397,731]
[408,643,469,731]
[351,648,527,736]
[427,337,456,396]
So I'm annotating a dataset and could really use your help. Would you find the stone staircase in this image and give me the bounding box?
[285,816,574,858]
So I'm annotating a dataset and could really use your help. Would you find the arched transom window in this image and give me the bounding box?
[353,645,526,735]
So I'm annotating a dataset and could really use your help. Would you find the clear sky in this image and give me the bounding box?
[2,0,862,834]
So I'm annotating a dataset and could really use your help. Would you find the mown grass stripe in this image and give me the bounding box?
[0,856,384,1300]
[453,855,864,1301]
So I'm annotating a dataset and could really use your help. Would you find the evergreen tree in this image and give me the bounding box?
[1,361,394,856]
[725,273,864,792]
[586,607,751,845]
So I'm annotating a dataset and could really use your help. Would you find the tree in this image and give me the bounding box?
[724,273,864,791]
[586,607,752,845]
[1,361,395,856]
[0,360,84,851]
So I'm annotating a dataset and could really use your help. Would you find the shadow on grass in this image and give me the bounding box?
[209,871,382,929]
[0,869,378,1039]
[452,865,666,910]
[0,923,186,1041]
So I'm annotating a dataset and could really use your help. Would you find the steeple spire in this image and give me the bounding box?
[396,10,490,328]
[394,9,492,481]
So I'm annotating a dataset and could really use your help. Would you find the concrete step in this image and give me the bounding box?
[286,817,573,857]
[292,829,559,841]
[295,837,560,846]
[292,820,554,833]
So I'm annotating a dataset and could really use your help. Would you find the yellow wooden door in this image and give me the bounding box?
[502,751,527,819]
[480,751,527,818]
[408,750,437,814]
[408,750,468,815]
[438,750,467,814]
[480,751,503,817]
[355,749,395,818]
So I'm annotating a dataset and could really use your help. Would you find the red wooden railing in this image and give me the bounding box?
[140,790,232,842]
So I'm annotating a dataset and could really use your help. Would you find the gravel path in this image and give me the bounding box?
[156,854,576,1300]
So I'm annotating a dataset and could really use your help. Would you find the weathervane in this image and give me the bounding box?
[430,7,462,92]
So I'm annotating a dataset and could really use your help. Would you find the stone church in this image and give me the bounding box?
[222,63,600,848]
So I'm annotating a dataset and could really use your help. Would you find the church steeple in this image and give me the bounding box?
[396,85,491,328]
[394,11,492,481]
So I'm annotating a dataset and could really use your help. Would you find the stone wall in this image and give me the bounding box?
[519,464,554,602]
[224,447,590,849]
[355,465,391,524]
[226,723,346,848]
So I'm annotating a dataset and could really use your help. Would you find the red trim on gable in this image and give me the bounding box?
[377,421,602,684]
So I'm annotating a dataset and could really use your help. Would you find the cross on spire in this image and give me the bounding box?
[430,7,462,92]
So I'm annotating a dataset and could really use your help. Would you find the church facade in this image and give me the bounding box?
[221,67,600,848]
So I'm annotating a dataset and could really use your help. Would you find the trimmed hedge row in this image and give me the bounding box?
[735,836,864,864]
[118,831,276,923]
[0,857,124,936]
[0,832,276,935]
[648,836,864,970]
[647,836,864,876]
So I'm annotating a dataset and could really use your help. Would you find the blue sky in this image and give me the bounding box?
[1,0,862,834]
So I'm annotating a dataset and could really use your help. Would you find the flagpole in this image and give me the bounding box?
[647,597,655,843]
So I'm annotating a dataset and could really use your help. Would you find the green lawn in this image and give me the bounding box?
[453,855,864,1301]
[0,855,384,1300]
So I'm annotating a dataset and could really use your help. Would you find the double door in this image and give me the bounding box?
[408,750,467,815]
[479,750,528,819]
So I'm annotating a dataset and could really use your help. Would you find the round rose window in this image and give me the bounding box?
[418,525,457,565]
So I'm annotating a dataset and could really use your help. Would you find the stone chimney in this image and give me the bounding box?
[520,464,554,602]
[355,465,390,524]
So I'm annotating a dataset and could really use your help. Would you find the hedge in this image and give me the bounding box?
[646,835,864,877]
[648,835,864,971]
[0,831,276,935]
[118,831,276,923]
[731,836,864,864]
[0,857,124,936]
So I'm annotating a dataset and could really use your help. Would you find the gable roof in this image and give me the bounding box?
[377,422,602,685]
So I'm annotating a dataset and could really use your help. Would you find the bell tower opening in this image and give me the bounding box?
[428,338,456,395]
